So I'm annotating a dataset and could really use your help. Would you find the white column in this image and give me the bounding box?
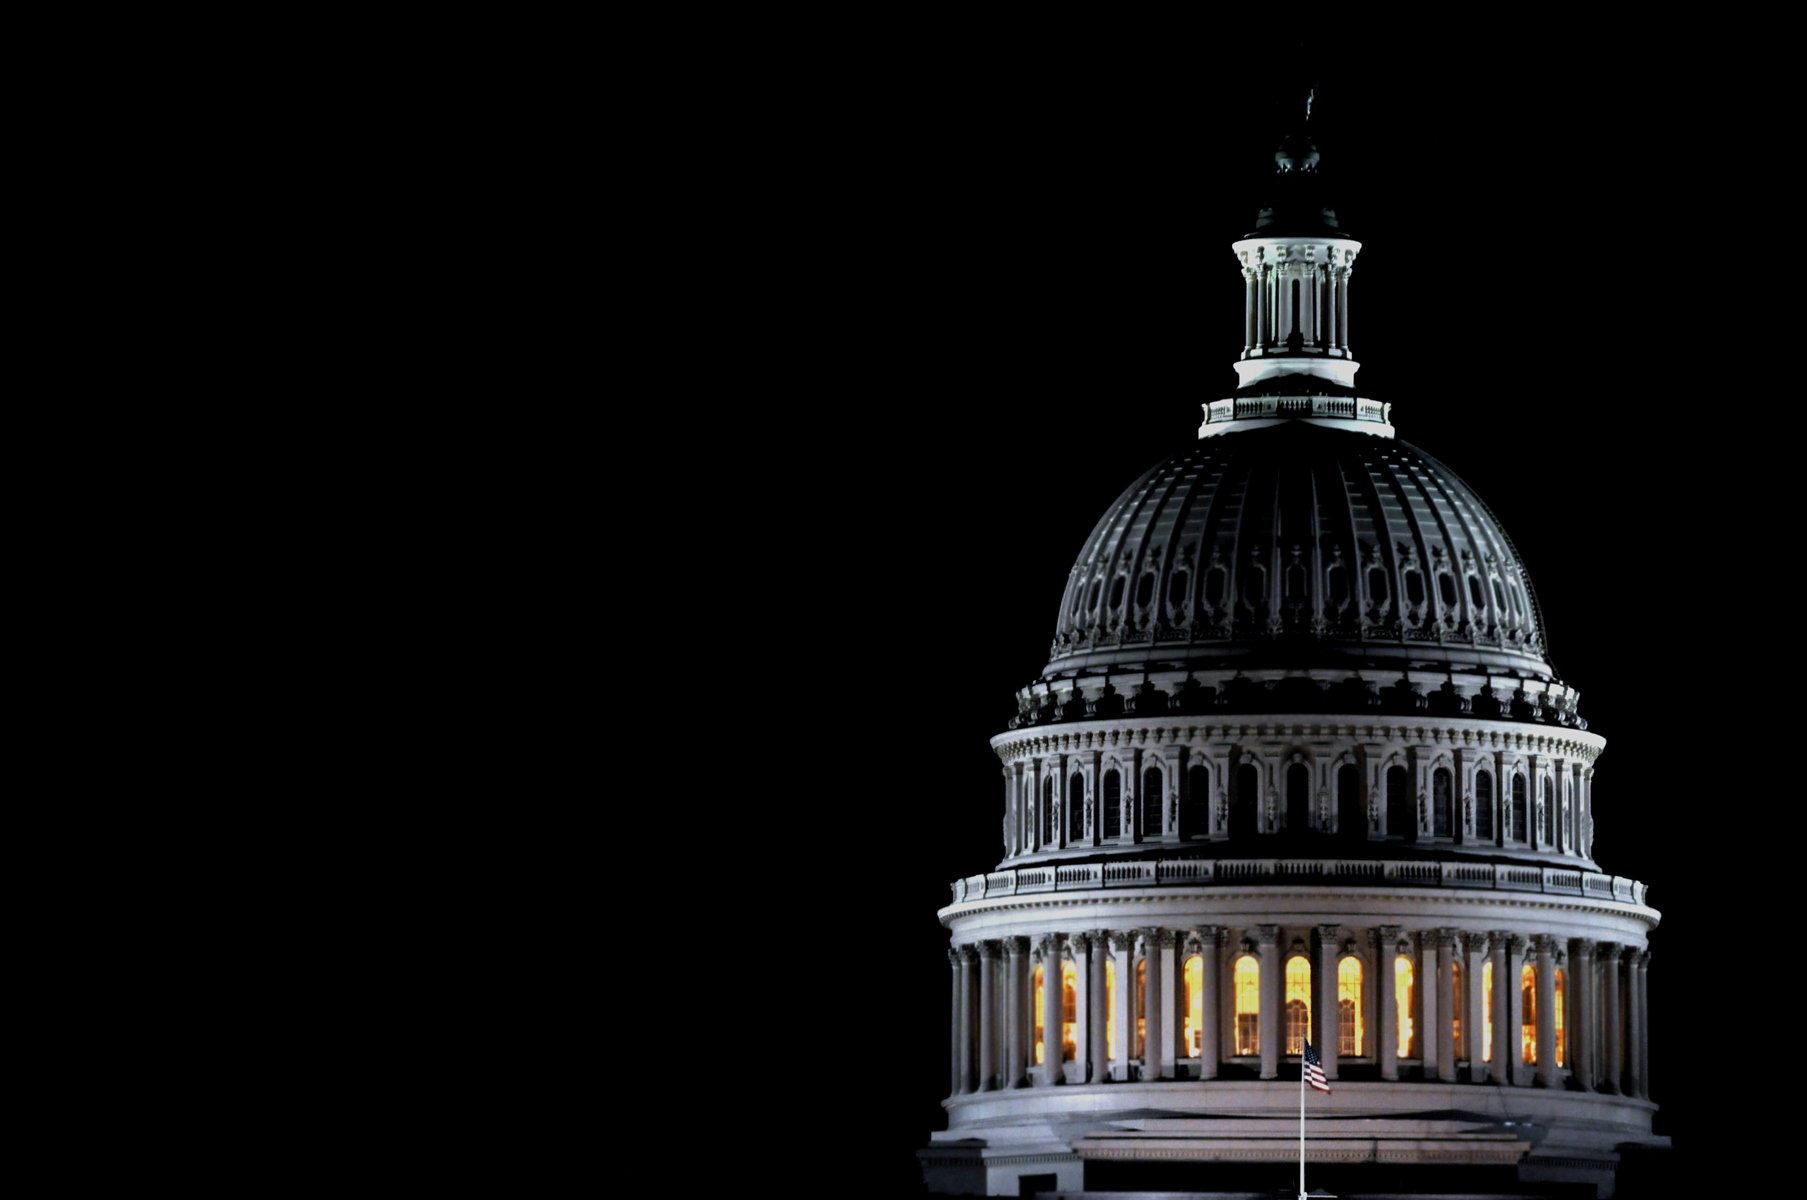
[1488,932,1517,1091]
[1570,938,1596,1092]
[1534,936,1556,1087]
[1436,929,1457,1083]
[957,945,976,1093]
[1088,930,1109,1083]
[1158,929,1178,1077]
[1420,934,1438,1075]
[1633,950,1650,1098]
[1376,925,1399,1080]
[1303,260,1318,346]
[1110,932,1133,1081]
[1327,266,1341,352]
[1071,934,1090,1086]
[1503,934,1525,1086]
[1600,942,1622,1093]
[1200,927,1221,1079]
[1279,261,1294,345]
[1143,930,1165,1080]
[978,941,998,1091]
[1258,925,1281,1080]
[1466,934,1489,1083]
[1243,267,1257,351]
[1316,925,1340,1080]
[1005,938,1026,1088]
[948,948,961,1096]
[1040,935,1063,1086]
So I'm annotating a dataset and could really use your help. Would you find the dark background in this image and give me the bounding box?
[745,51,1780,1195]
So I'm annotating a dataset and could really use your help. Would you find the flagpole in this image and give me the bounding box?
[1298,1044,1306,1200]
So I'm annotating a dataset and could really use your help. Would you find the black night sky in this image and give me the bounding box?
[759,55,1779,1197]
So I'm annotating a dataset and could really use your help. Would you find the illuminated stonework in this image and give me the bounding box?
[919,116,1662,1200]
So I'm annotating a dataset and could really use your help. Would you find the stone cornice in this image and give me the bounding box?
[992,714,1604,763]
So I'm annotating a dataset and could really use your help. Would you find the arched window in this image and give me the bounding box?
[1338,956,1364,1056]
[1104,769,1122,839]
[1041,776,1055,844]
[1386,765,1412,838]
[1234,955,1260,1056]
[1554,967,1566,1069]
[1483,961,1494,1063]
[1106,958,1117,1063]
[1452,958,1465,1061]
[1285,955,1312,1054]
[1068,772,1085,842]
[1232,763,1259,838]
[1286,762,1310,832]
[1432,767,1453,837]
[1135,958,1147,1059]
[1184,764,1209,837]
[1396,954,1417,1058]
[1521,963,1538,1065]
[1338,763,1364,841]
[1184,954,1204,1057]
[1062,961,1079,1063]
[1142,767,1163,839]
[1475,771,1495,841]
[1511,775,1528,842]
[1033,964,1046,1065]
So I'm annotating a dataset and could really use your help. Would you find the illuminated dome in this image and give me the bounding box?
[919,108,1662,1200]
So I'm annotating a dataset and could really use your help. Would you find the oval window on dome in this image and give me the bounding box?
[1205,566,1226,608]
[1088,580,1102,612]
[1168,570,1189,607]
[1109,577,1126,611]
[1492,578,1507,610]
[1136,572,1155,608]
[1468,575,1486,608]
[1367,566,1389,606]
[1405,570,1426,607]
[1327,563,1349,609]
[1438,573,1458,608]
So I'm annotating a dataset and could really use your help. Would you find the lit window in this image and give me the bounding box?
[1554,967,1566,1069]
[1396,955,1416,1058]
[1234,955,1260,1056]
[1482,961,1494,1062]
[1033,964,1045,1065]
[1521,963,1537,1065]
[1184,955,1204,1057]
[1337,956,1363,1056]
[1285,955,1312,1054]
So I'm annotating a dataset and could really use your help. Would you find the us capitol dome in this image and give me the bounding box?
[918,119,1662,1198]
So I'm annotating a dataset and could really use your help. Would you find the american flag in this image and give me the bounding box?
[1303,1042,1331,1094]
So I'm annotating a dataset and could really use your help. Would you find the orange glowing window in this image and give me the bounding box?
[1521,963,1537,1065]
[1554,967,1566,1069]
[1033,964,1045,1065]
[1184,955,1204,1057]
[1285,955,1311,1054]
[1483,961,1494,1063]
[1234,955,1259,1056]
[1395,955,1416,1058]
[1337,956,1363,1056]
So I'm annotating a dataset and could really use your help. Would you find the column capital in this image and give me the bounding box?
[1636,949,1651,968]
[1067,933,1092,956]
[1256,924,1281,946]
[1035,934,1058,958]
[948,947,961,967]
[958,944,979,964]
[1568,936,1596,959]
[1531,933,1557,955]
[1005,936,1028,957]
[977,939,998,961]
[1435,927,1460,951]
[1316,923,1341,945]
[1153,928,1177,950]
[1506,933,1527,955]
[1372,924,1401,949]
[1108,931,1132,954]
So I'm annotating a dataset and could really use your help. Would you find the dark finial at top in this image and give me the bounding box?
[1275,85,1321,173]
